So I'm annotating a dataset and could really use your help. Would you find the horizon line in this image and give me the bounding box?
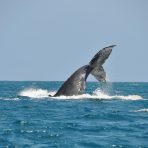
[0,80,148,83]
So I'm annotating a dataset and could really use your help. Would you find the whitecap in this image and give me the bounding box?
[133,109,148,112]
[3,98,20,101]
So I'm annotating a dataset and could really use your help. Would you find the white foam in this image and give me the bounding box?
[19,88,143,100]
[94,90,142,100]
[19,88,55,98]
[133,109,148,112]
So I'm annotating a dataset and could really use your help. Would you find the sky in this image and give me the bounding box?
[0,0,148,82]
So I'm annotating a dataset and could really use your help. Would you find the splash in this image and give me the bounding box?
[19,88,55,98]
[53,89,142,100]
[19,88,142,100]
[94,89,142,100]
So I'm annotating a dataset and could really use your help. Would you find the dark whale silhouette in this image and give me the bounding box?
[50,45,116,97]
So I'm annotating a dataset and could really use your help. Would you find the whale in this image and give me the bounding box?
[50,45,116,97]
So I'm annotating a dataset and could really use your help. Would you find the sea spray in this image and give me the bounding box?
[19,88,142,100]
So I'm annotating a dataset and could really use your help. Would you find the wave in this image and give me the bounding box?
[19,88,142,100]
[0,97,20,101]
[133,109,148,112]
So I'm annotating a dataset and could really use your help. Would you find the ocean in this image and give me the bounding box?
[0,81,148,147]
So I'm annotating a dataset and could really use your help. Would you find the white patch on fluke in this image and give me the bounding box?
[19,88,143,100]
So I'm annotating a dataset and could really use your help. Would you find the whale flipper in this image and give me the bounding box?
[53,45,116,97]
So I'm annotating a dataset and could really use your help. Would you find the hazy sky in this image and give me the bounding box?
[0,0,148,81]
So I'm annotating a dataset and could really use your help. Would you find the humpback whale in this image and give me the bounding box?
[50,45,116,97]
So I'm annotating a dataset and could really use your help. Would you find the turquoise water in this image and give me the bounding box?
[0,81,148,147]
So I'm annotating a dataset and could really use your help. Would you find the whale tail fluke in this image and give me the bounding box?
[91,66,106,82]
[52,45,116,97]
[89,45,116,83]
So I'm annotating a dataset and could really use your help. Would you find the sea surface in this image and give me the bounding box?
[0,81,148,148]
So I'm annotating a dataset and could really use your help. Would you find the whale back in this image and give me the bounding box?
[54,65,92,96]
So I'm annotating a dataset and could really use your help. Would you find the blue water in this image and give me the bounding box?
[0,81,148,147]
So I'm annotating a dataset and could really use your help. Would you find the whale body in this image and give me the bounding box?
[51,45,116,97]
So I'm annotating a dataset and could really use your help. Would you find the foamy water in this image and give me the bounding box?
[19,88,142,100]
[19,88,50,98]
